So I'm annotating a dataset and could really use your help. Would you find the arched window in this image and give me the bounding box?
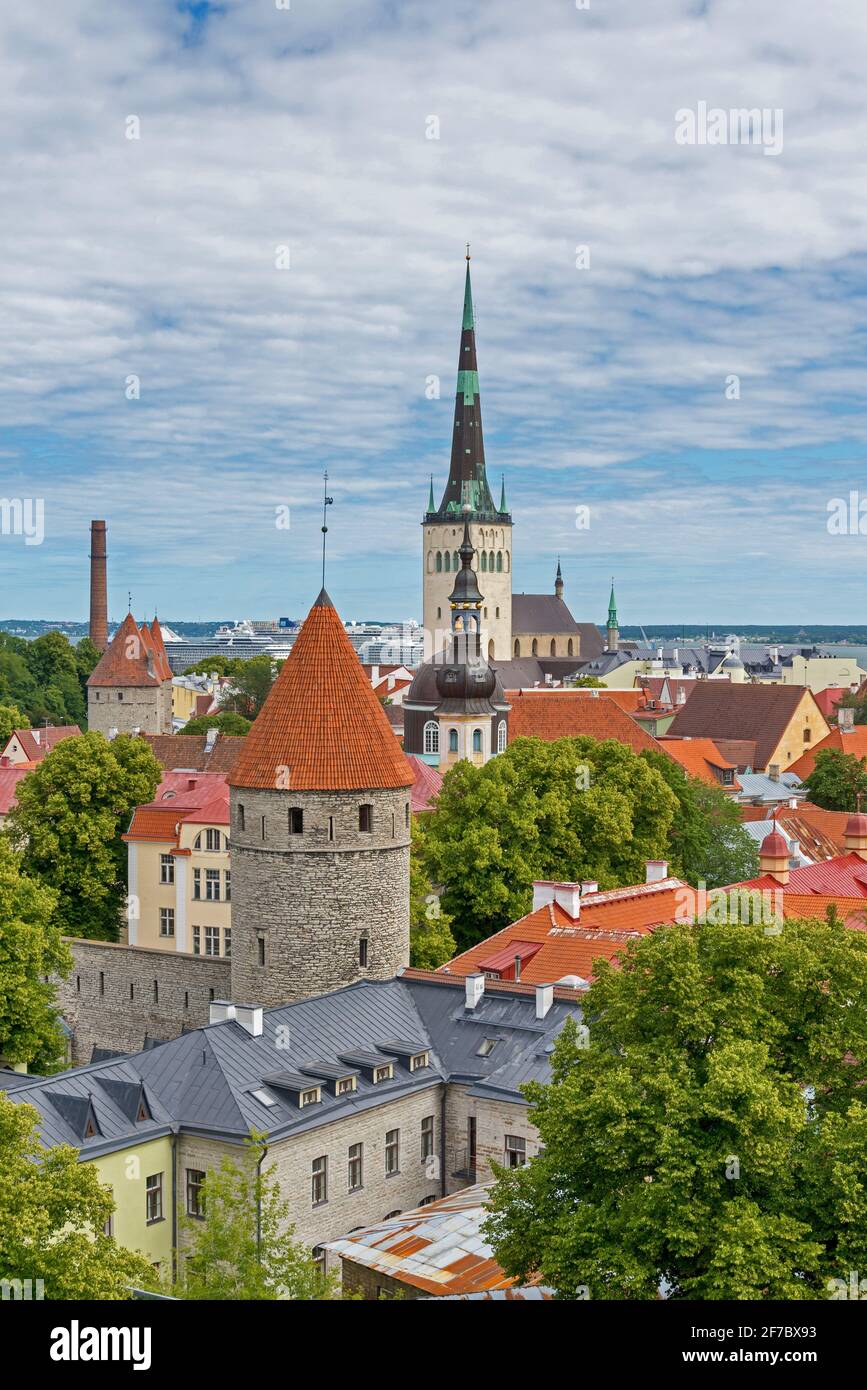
[505,551,510,572]
[568,638,574,656]
[488,639,495,659]
[489,551,495,571]
[496,606,500,618]
[436,552,442,572]
[496,551,503,572]
[444,551,450,572]
[423,720,439,755]
[532,639,539,656]
[514,640,521,657]
[550,639,557,656]
[448,728,458,753]
[472,729,482,754]
[497,720,507,753]
[480,551,487,571]
[453,551,460,570]
[426,551,434,573]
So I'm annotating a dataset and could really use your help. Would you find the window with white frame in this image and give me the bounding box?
[205,869,220,901]
[159,907,175,938]
[223,928,232,959]
[186,1169,206,1219]
[204,926,220,957]
[311,1156,327,1206]
[373,1064,393,1084]
[145,1173,163,1224]
[224,870,231,901]
[348,1142,363,1191]
[497,720,507,753]
[192,926,201,955]
[409,1051,429,1071]
[385,1129,400,1176]
[423,720,439,755]
[159,854,174,884]
[193,868,201,900]
[504,1134,527,1168]
[205,828,222,851]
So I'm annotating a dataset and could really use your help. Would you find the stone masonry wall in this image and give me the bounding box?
[87,684,169,738]
[58,938,230,1064]
[229,784,410,1006]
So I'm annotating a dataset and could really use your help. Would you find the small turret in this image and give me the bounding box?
[555,558,564,601]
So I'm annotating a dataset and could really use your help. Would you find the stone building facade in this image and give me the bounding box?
[87,611,174,738]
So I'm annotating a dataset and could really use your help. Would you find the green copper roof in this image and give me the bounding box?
[607,579,618,627]
[427,476,435,513]
[456,369,479,405]
[462,262,474,330]
[499,475,507,513]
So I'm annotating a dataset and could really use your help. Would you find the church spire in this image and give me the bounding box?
[606,578,619,651]
[430,253,499,521]
[499,473,507,513]
[555,558,563,600]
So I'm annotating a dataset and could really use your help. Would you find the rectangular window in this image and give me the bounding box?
[421,1115,434,1161]
[312,1245,326,1282]
[328,816,334,842]
[311,1156,327,1206]
[289,808,303,834]
[146,1173,164,1224]
[373,1064,393,1084]
[193,869,201,900]
[205,926,220,957]
[409,1052,429,1071]
[359,937,368,968]
[359,804,373,832]
[159,854,175,884]
[223,928,232,960]
[238,804,245,831]
[300,1087,320,1107]
[336,1076,356,1096]
[99,971,104,996]
[186,1169,206,1219]
[505,1134,526,1169]
[205,869,221,901]
[348,1142,363,1192]
[205,828,222,851]
[159,907,175,938]
[261,816,267,841]
[192,926,201,956]
[258,936,265,967]
[385,1129,400,1176]
[224,870,231,902]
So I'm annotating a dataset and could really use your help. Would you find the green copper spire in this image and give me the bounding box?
[607,578,618,627]
[499,474,507,512]
[427,474,435,513]
[462,253,475,330]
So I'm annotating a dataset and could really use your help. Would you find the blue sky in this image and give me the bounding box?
[2,0,867,625]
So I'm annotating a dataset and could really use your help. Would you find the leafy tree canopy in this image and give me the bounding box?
[641,748,759,888]
[0,629,98,729]
[222,654,276,721]
[179,711,251,736]
[7,732,162,941]
[0,1092,154,1299]
[484,916,867,1300]
[802,747,867,812]
[0,703,29,743]
[0,838,71,1070]
[409,817,456,969]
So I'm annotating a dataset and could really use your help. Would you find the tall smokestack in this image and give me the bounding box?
[89,520,108,651]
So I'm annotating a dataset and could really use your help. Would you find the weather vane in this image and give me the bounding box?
[466,242,471,261]
[321,471,334,590]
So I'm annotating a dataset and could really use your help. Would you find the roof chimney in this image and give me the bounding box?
[645,860,669,883]
[533,880,582,919]
[580,880,598,897]
[209,1000,236,1025]
[234,1003,263,1037]
[767,764,780,782]
[89,520,108,652]
[514,954,522,981]
[535,984,554,1020]
[465,974,485,1010]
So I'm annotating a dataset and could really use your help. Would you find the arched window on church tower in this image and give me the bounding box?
[514,640,521,657]
[532,639,538,656]
[488,551,495,571]
[444,551,450,572]
[496,552,503,572]
[423,720,439,755]
[480,551,487,571]
[436,552,442,572]
[550,639,557,656]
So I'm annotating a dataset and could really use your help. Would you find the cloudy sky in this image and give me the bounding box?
[1,0,867,625]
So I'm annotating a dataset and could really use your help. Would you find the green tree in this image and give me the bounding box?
[168,1134,339,1300]
[0,703,29,743]
[0,1092,154,1299]
[484,916,867,1300]
[567,676,606,688]
[641,749,759,888]
[0,839,72,1070]
[182,656,244,678]
[409,818,456,968]
[223,654,276,720]
[180,711,251,736]
[802,747,867,812]
[7,732,162,941]
[422,736,678,950]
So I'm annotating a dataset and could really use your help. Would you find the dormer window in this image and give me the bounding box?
[409,1052,430,1072]
[299,1087,321,1108]
[336,1076,357,1096]
[373,1064,394,1084]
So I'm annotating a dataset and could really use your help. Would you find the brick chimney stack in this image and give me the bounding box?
[89,520,108,651]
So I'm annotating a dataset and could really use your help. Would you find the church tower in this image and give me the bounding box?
[423,254,512,662]
[606,578,619,652]
[228,589,415,1007]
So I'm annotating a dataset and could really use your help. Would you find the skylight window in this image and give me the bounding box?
[477,1038,499,1058]
[251,1088,277,1108]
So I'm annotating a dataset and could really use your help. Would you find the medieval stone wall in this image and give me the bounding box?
[57,938,230,1064]
[87,684,171,738]
[229,784,410,1006]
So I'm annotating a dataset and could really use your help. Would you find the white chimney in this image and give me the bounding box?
[209,1000,236,1025]
[535,984,554,1020]
[580,880,599,897]
[788,798,798,809]
[532,881,556,911]
[645,860,669,883]
[533,881,582,918]
[234,1003,263,1037]
[677,688,687,704]
[465,973,485,1010]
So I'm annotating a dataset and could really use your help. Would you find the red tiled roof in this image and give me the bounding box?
[124,773,230,843]
[1,725,81,762]
[87,612,166,688]
[666,683,827,771]
[0,766,33,815]
[406,755,443,813]
[658,736,741,789]
[813,687,847,719]
[739,852,867,899]
[442,879,688,984]
[141,733,245,774]
[711,738,759,771]
[788,725,867,780]
[229,591,414,792]
[505,690,661,755]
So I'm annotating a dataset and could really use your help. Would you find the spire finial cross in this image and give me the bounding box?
[466,242,471,262]
[321,471,334,590]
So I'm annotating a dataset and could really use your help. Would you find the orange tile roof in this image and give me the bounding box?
[229,590,414,792]
[442,879,688,984]
[658,736,741,789]
[789,725,867,780]
[87,612,166,688]
[505,689,661,755]
[2,726,81,762]
[142,733,245,773]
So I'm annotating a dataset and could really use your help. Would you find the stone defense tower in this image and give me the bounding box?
[89,520,108,651]
[228,588,415,1007]
[423,253,513,663]
[86,612,174,737]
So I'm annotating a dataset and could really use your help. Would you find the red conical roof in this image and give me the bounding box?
[845,813,867,837]
[87,611,163,688]
[760,830,788,858]
[228,590,415,792]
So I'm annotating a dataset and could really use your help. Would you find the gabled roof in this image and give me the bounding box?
[229,591,414,791]
[1,725,81,762]
[0,766,34,815]
[739,851,867,899]
[666,683,826,770]
[788,724,867,780]
[511,594,583,635]
[710,738,759,771]
[123,773,230,843]
[505,689,661,755]
[141,733,245,774]
[658,737,741,789]
[87,613,168,689]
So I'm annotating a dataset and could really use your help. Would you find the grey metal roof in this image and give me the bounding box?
[512,594,582,635]
[3,976,579,1156]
